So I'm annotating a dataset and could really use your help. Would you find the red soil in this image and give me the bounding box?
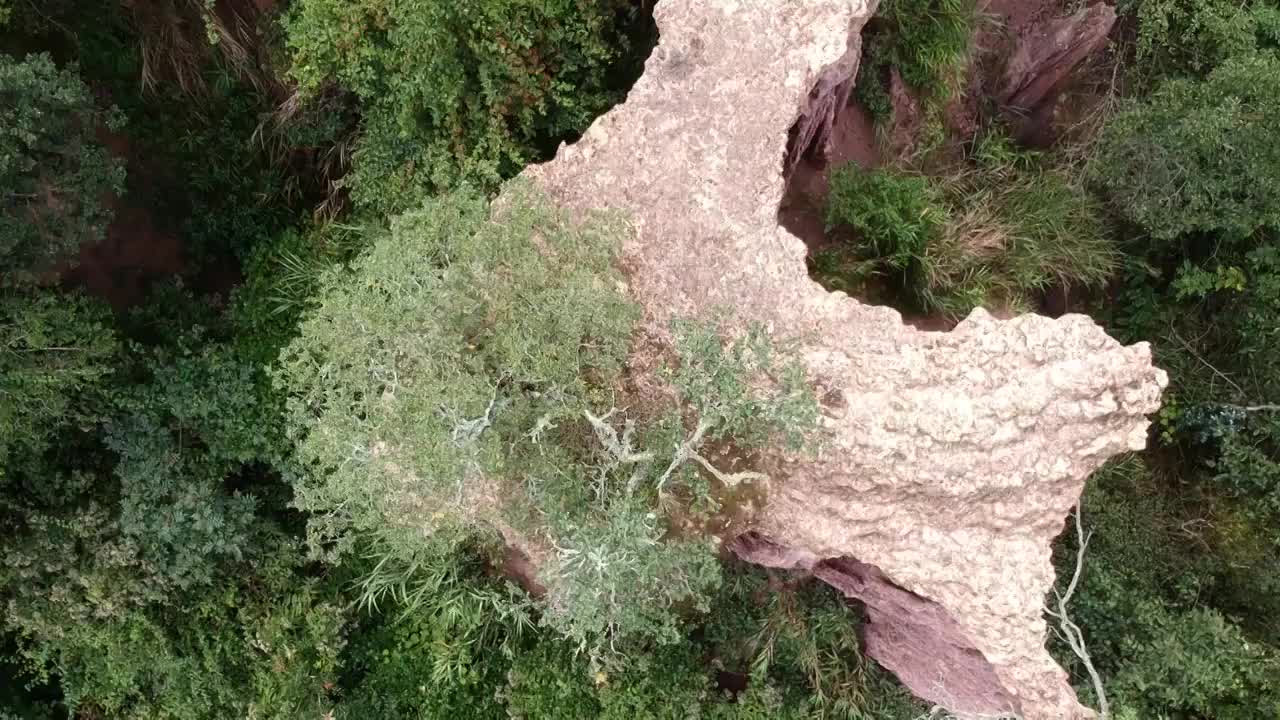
[62,127,186,309]
[779,101,879,252]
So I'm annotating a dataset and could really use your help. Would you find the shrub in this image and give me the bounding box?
[1053,459,1280,717]
[278,184,640,560]
[1124,0,1280,77]
[1108,606,1280,719]
[538,503,722,661]
[701,562,925,718]
[281,185,818,660]
[1090,53,1280,243]
[0,291,118,475]
[9,547,346,720]
[824,165,946,271]
[283,0,647,214]
[815,144,1116,318]
[338,545,522,719]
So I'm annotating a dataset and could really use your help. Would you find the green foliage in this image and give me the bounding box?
[1109,606,1280,718]
[502,639,601,719]
[824,165,945,271]
[284,0,646,214]
[918,143,1116,317]
[1125,0,1280,77]
[0,290,118,476]
[815,142,1116,318]
[538,504,721,662]
[1170,262,1247,300]
[0,53,126,287]
[11,546,345,720]
[340,545,528,719]
[279,184,639,559]
[855,0,977,118]
[668,318,820,454]
[282,184,821,662]
[1091,53,1280,242]
[702,563,925,719]
[1054,460,1280,718]
[229,221,369,364]
[2,337,294,662]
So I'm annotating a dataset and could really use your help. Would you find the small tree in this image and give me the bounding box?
[279,185,818,661]
[0,53,125,287]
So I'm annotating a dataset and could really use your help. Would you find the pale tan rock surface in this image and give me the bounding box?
[523,0,1166,717]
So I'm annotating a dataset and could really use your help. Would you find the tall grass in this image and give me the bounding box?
[813,135,1118,319]
[855,0,979,119]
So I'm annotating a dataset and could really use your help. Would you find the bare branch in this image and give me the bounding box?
[688,450,767,487]
[1046,504,1109,719]
[583,408,655,465]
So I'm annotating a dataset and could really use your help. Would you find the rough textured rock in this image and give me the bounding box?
[733,532,1021,713]
[1000,4,1116,110]
[785,4,869,176]
[999,4,1116,143]
[523,1,1166,717]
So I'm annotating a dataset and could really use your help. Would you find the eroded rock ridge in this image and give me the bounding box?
[523,1,1166,717]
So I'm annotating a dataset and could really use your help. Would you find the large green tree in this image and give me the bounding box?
[283,0,647,214]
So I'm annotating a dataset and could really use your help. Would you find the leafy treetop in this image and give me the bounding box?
[0,53,125,287]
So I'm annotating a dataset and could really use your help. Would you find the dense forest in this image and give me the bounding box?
[1,0,1278,718]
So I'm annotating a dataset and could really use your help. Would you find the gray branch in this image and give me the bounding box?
[1045,504,1109,719]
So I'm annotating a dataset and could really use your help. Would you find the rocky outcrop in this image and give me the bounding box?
[998,3,1117,145]
[524,1,1166,717]
[999,4,1116,112]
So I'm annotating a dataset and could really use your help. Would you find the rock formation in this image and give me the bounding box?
[998,3,1117,145]
[524,1,1166,717]
[999,4,1117,113]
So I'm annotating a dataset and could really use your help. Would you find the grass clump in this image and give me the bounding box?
[813,137,1117,319]
[854,0,978,119]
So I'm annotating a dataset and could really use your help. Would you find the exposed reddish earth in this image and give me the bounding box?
[779,100,879,253]
[64,204,185,309]
[782,0,1117,327]
[62,128,186,309]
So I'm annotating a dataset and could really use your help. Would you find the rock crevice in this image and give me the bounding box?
[523,1,1166,717]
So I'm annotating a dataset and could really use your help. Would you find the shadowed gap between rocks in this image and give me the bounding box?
[779,0,1120,332]
[730,531,1023,716]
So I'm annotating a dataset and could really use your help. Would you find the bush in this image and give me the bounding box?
[279,184,640,561]
[338,546,521,720]
[281,184,818,660]
[1090,53,1280,243]
[0,291,118,476]
[10,547,345,720]
[284,0,647,214]
[1124,0,1280,77]
[824,165,945,271]
[1054,459,1280,717]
